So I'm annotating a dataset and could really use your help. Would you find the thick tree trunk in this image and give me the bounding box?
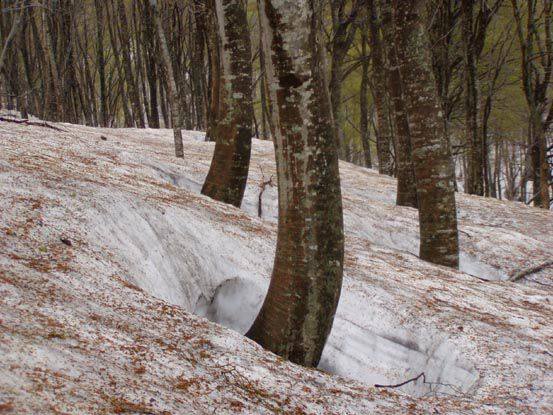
[247,0,344,368]
[393,0,459,268]
[200,0,253,207]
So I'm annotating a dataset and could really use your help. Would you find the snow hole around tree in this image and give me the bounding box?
[192,276,480,397]
[128,162,483,395]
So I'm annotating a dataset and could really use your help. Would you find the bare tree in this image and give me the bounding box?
[247,0,344,367]
[379,0,417,207]
[393,0,459,268]
[151,0,184,157]
[201,0,253,207]
[328,0,364,161]
[461,0,502,196]
[369,0,394,175]
[511,0,551,209]
[0,0,23,74]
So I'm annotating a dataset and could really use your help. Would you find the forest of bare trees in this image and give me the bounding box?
[1,0,552,367]
[1,0,551,207]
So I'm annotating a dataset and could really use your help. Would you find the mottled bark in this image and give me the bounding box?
[393,0,459,268]
[380,0,417,207]
[246,0,344,368]
[201,0,253,207]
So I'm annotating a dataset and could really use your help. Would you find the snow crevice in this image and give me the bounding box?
[193,276,480,398]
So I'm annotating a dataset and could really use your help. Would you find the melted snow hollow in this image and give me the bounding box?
[1,119,552,414]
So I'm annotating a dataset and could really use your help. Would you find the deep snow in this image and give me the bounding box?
[1,119,552,414]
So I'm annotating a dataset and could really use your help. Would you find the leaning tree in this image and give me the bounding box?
[200,0,254,208]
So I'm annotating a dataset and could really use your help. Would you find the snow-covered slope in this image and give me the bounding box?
[1,120,552,414]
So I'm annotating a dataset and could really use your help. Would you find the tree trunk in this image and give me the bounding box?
[329,0,363,162]
[393,0,459,268]
[142,0,160,128]
[116,0,145,128]
[0,0,24,74]
[359,17,372,168]
[369,0,393,176]
[380,0,417,207]
[247,0,344,367]
[151,0,184,158]
[200,0,253,207]
[461,0,484,195]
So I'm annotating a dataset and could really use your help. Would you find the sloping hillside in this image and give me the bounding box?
[1,119,552,414]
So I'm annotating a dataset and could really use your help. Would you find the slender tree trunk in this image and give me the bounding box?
[151,0,184,158]
[94,0,108,127]
[0,0,23,74]
[369,0,393,175]
[43,3,63,121]
[142,0,160,128]
[512,0,551,209]
[394,0,459,268]
[380,0,417,207]
[329,0,363,162]
[116,0,145,128]
[359,17,372,168]
[247,0,344,367]
[462,0,484,195]
[200,0,253,207]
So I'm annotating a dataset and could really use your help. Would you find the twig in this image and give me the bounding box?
[0,116,65,131]
[258,166,274,218]
[374,372,426,388]
[508,260,553,282]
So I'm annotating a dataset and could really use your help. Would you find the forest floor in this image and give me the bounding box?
[1,117,552,414]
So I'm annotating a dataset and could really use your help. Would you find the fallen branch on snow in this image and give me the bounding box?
[374,372,426,388]
[0,116,65,132]
[508,260,553,282]
[375,372,469,398]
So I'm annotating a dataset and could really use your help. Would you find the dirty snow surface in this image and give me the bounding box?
[1,120,552,414]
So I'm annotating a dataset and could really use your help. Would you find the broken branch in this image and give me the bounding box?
[508,260,553,282]
[374,372,426,388]
[0,116,65,132]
